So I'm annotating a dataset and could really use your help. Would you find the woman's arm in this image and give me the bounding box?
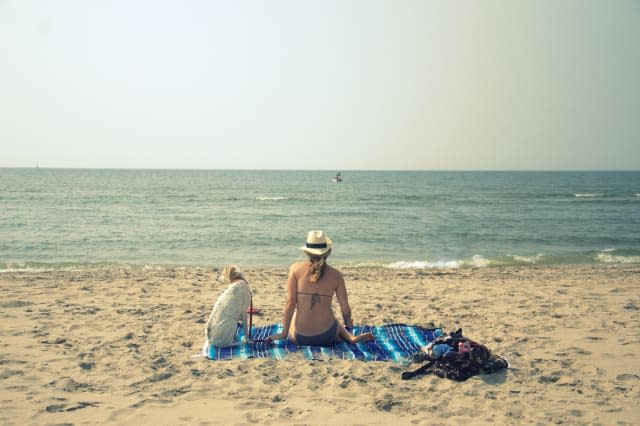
[335,272,353,328]
[267,265,298,342]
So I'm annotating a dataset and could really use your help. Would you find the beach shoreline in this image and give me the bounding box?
[1,264,639,425]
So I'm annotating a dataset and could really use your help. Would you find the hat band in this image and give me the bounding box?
[306,242,327,249]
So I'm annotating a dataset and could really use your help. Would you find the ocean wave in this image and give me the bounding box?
[510,253,544,264]
[386,255,490,270]
[0,261,114,273]
[4,249,640,273]
[595,253,640,264]
[0,261,193,273]
[574,193,604,198]
[0,267,49,273]
[387,260,461,269]
[342,261,388,269]
[381,250,640,270]
[256,196,289,201]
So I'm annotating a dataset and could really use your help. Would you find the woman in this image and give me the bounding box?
[267,231,374,346]
[205,265,253,347]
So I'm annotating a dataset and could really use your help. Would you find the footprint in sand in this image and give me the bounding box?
[47,377,94,392]
[624,302,639,310]
[538,374,561,384]
[1,300,32,308]
[616,373,640,381]
[151,356,167,368]
[148,369,175,383]
[45,401,99,412]
[374,393,401,411]
[0,369,24,379]
[79,362,95,371]
[157,387,190,398]
[568,346,592,355]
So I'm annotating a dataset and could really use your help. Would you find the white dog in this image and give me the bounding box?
[205,265,253,347]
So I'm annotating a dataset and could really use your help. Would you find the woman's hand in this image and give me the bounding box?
[266,332,287,344]
[343,316,354,328]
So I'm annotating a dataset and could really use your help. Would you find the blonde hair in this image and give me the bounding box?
[308,249,331,282]
[218,265,244,284]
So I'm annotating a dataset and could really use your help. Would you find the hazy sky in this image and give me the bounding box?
[1,1,638,170]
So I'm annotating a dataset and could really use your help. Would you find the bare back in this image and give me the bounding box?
[288,261,350,337]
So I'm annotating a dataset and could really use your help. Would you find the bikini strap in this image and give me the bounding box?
[297,291,332,297]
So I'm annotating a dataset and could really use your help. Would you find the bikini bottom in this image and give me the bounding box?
[295,320,338,346]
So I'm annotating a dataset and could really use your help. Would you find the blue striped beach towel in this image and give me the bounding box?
[204,323,442,363]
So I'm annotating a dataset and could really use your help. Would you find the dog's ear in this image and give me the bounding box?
[218,266,229,284]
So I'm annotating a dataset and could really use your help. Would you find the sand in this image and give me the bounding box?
[1,265,639,425]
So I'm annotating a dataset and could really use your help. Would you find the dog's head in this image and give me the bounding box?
[218,265,245,284]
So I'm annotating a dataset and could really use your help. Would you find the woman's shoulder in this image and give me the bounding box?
[325,264,342,278]
[289,261,309,273]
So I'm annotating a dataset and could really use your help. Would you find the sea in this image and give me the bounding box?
[1,169,639,271]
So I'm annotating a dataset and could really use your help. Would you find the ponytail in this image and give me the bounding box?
[308,249,331,282]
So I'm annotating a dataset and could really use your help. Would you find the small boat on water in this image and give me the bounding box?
[331,172,343,183]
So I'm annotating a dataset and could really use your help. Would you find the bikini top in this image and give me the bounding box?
[297,291,332,309]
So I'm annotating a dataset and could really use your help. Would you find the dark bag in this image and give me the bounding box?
[402,328,508,381]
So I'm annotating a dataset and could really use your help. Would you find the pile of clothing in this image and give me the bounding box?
[402,328,509,381]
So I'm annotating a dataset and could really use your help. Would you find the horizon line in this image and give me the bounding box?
[1,166,639,172]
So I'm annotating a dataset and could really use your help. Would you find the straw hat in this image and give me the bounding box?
[301,230,332,256]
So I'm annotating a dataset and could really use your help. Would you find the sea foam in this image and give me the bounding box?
[386,255,489,269]
[387,260,460,269]
[596,253,640,264]
[510,253,544,264]
[256,196,288,201]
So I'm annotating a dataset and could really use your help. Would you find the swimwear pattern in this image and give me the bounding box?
[203,323,443,363]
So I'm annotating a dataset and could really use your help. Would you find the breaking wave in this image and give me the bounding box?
[256,196,289,201]
[381,249,640,270]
